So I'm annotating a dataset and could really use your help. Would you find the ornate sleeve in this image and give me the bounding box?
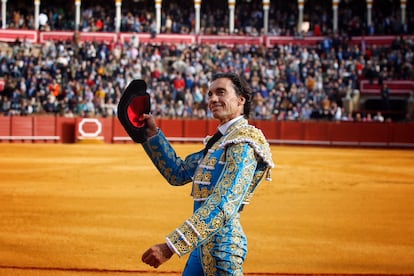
[142,130,203,186]
[165,142,257,256]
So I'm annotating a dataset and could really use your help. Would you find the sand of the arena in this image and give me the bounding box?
[0,143,413,275]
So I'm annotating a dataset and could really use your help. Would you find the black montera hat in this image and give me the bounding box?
[117,79,150,143]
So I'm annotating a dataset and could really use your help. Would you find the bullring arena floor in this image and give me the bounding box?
[0,143,413,276]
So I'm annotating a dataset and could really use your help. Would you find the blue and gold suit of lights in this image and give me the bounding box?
[142,118,274,276]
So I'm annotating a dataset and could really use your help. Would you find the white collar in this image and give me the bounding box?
[218,116,244,135]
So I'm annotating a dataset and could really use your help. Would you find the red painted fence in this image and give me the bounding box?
[0,116,414,148]
[2,29,413,47]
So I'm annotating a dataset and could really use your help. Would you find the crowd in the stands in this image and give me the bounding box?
[1,1,413,122]
[1,33,413,121]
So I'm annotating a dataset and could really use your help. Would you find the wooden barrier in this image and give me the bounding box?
[33,116,59,143]
[357,122,391,147]
[57,117,76,144]
[303,121,331,145]
[0,116,59,143]
[0,116,413,148]
[182,120,209,142]
[158,119,184,139]
[330,122,361,146]
[391,123,414,147]
[0,116,11,142]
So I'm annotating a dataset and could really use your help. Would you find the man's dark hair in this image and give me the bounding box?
[211,72,252,118]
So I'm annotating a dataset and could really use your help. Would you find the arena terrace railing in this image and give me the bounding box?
[1,29,413,47]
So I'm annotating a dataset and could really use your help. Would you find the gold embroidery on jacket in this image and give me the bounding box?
[162,119,275,266]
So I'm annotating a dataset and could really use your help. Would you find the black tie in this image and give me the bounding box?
[203,131,223,156]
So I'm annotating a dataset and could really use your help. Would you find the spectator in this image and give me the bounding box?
[48,79,61,98]
[373,111,385,122]
[381,83,390,111]
[1,95,11,115]
[39,12,49,31]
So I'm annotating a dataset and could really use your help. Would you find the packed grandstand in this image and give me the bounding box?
[0,0,413,122]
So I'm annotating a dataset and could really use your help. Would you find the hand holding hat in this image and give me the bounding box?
[117,79,151,143]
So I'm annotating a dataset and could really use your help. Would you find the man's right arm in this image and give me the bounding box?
[142,118,202,186]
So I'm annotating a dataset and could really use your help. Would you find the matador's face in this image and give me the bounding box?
[207,77,245,125]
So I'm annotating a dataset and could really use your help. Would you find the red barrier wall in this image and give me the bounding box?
[279,121,303,142]
[0,116,60,143]
[57,117,76,143]
[112,117,130,143]
[33,116,58,143]
[303,122,331,145]
[391,123,414,146]
[11,117,32,140]
[158,119,184,138]
[330,122,361,146]
[183,120,208,141]
[1,116,414,148]
[0,116,11,139]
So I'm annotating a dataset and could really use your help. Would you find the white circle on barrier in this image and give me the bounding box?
[79,118,102,138]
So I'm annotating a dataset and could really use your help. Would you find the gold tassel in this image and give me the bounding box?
[265,168,272,181]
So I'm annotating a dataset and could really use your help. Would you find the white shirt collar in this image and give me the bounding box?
[218,116,243,135]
